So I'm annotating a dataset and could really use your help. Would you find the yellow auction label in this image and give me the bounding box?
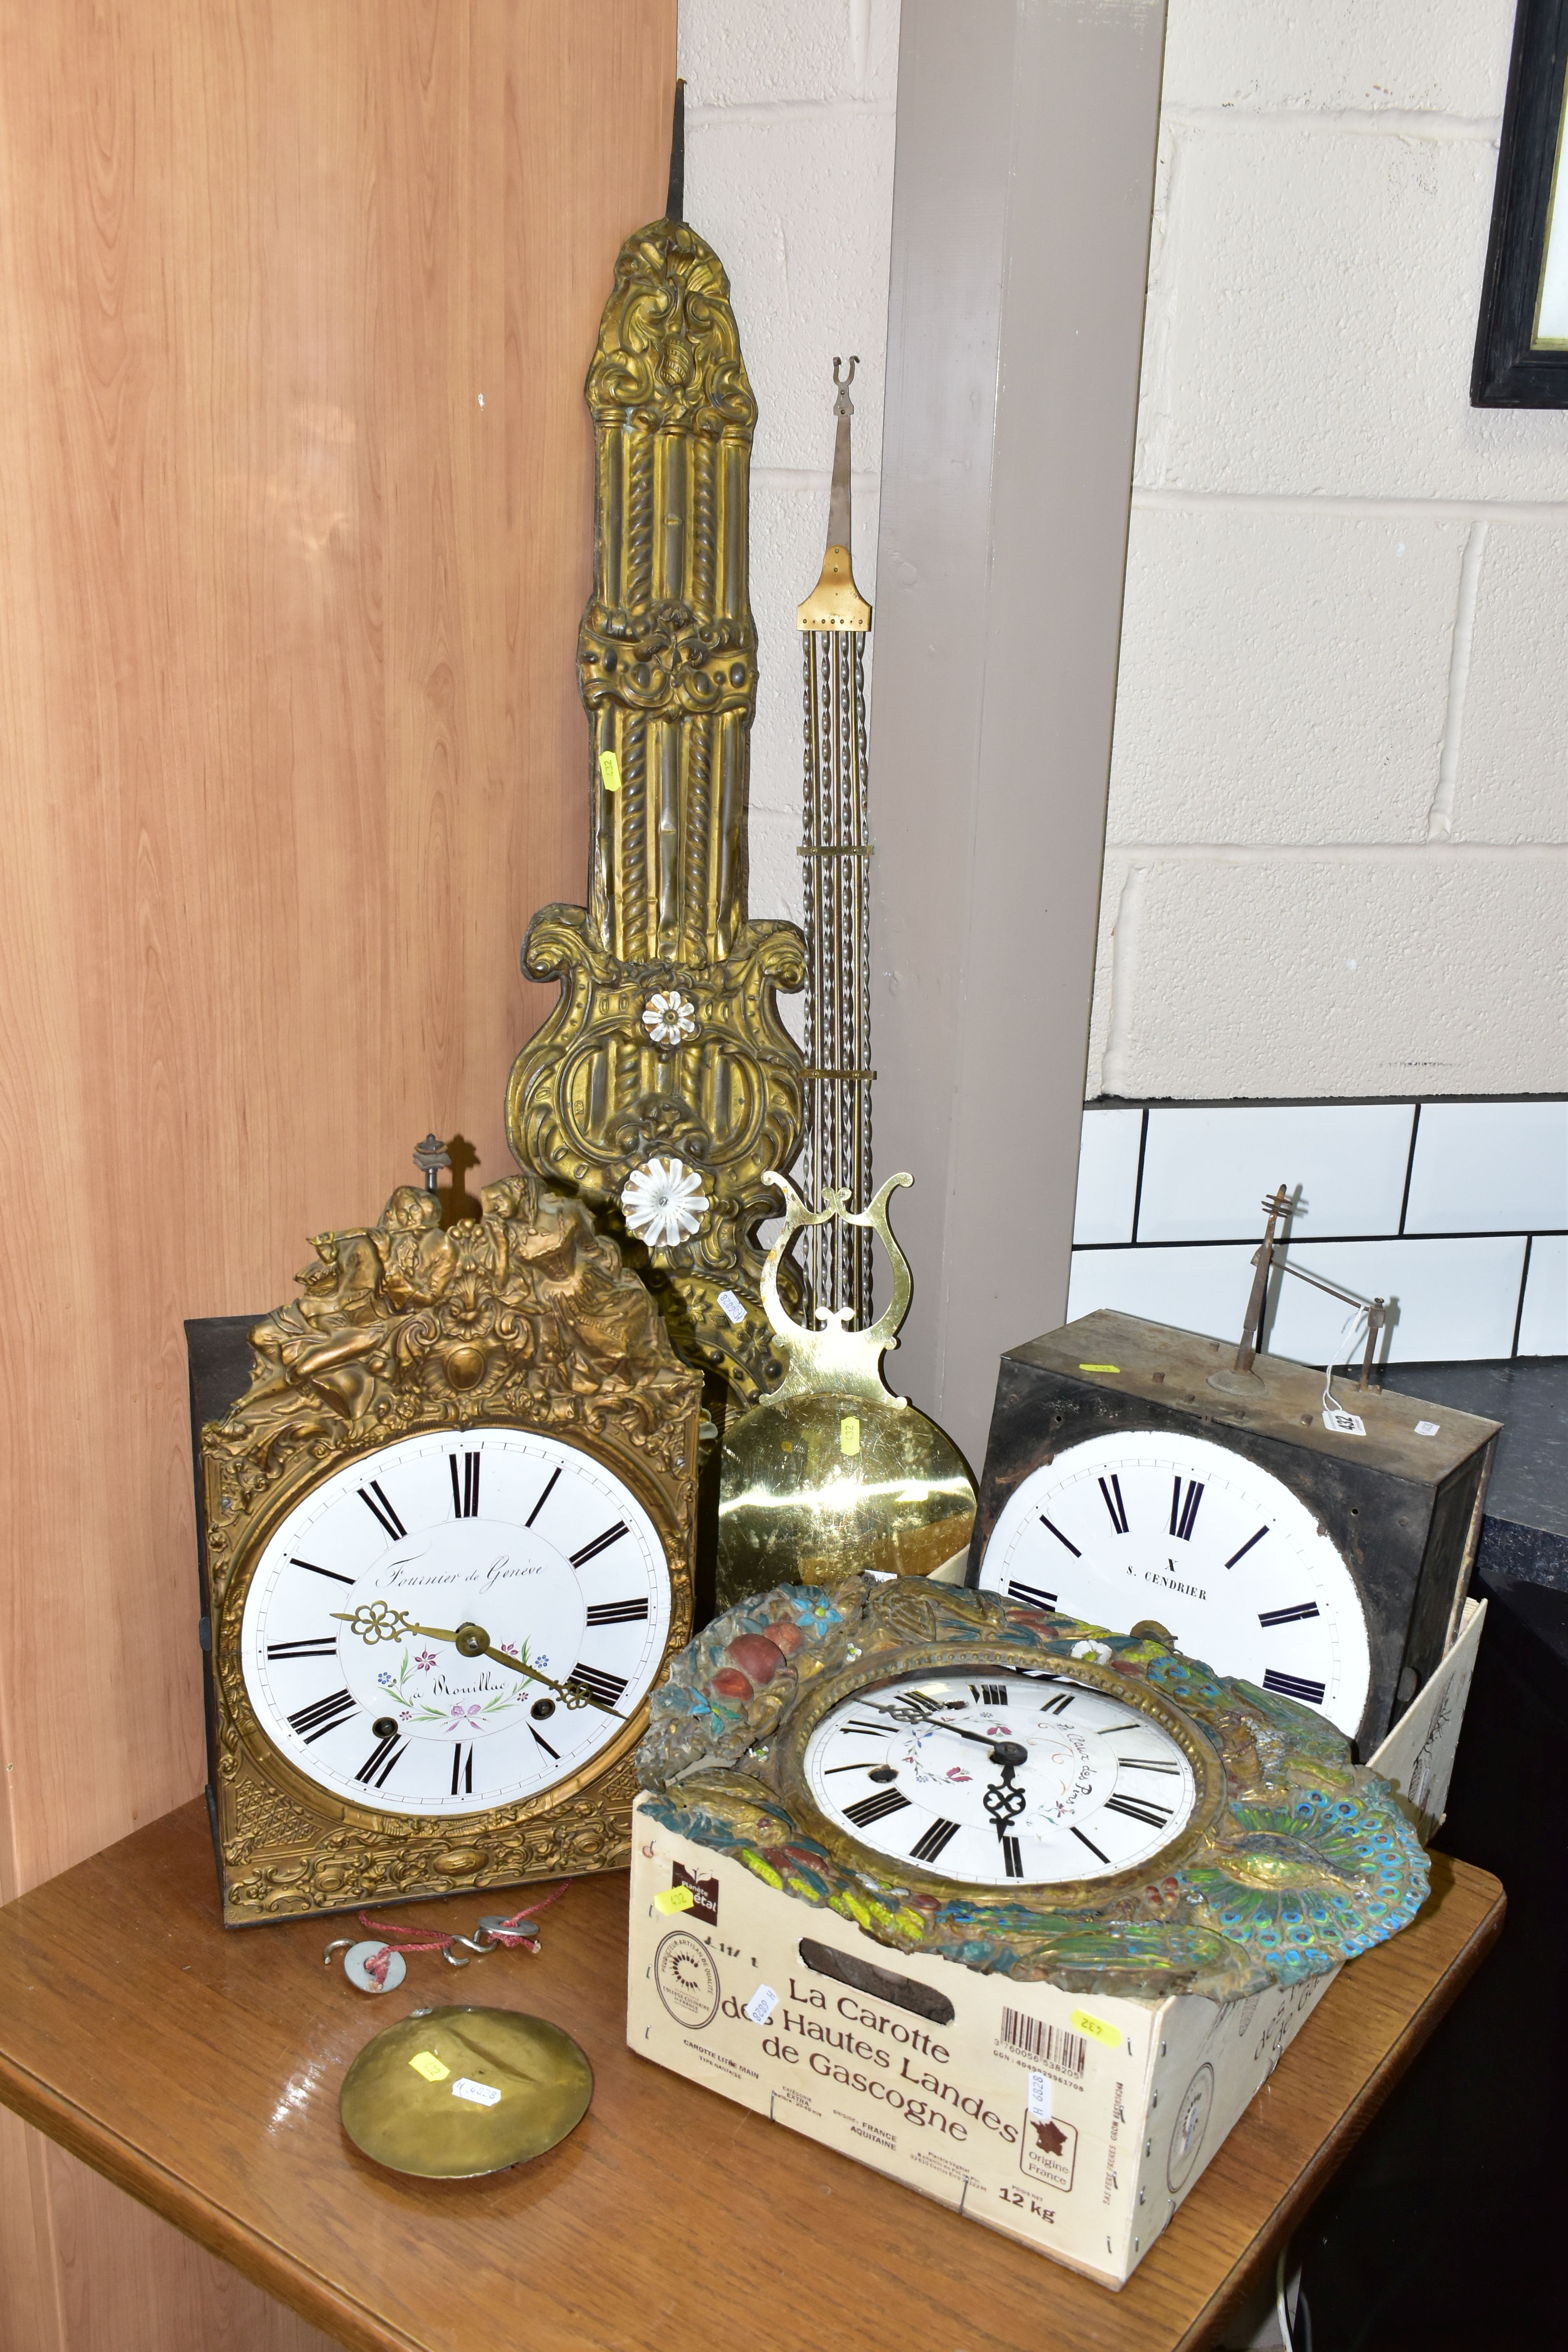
[408,2050,450,2083]
[598,750,622,792]
[1071,2008,1120,2049]
[1078,1363,1121,1374]
[840,1414,862,1457]
[654,1884,695,1915]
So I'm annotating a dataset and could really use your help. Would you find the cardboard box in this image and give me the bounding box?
[626,1602,1485,2289]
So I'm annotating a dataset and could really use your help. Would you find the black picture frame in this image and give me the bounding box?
[1473,0,1568,406]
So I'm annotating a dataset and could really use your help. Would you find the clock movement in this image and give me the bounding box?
[198,1170,699,1924]
[967,1309,1498,1753]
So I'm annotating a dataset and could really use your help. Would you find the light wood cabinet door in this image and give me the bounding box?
[0,5,675,2344]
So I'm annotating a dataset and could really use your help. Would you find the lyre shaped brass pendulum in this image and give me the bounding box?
[714,1172,976,1610]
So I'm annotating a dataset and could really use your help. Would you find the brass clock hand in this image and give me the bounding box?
[330,1606,617,1717]
[331,1600,416,1645]
[446,1622,619,1719]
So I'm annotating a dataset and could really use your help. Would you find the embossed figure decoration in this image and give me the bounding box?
[200,1169,700,1925]
[507,89,806,1405]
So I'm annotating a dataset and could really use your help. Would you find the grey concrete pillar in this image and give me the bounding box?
[869,0,1167,1465]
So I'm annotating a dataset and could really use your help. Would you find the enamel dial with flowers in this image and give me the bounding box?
[238,1426,671,1816]
[802,1666,1197,1887]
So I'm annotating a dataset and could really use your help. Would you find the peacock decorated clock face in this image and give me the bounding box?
[975,1430,1371,1738]
[635,1575,1432,2003]
[239,1425,671,1818]
[802,1666,1196,1889]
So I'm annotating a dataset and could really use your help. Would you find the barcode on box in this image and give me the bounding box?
[1000,2008,1086,2077]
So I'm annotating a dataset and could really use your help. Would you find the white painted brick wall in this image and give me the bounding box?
[1091,0,1568,1100]
[1161,0,1516,118]
[1090,848,1566,1100]
[678,0,899,936]
[1111,506,1466,842]
[1452,523,1568,842]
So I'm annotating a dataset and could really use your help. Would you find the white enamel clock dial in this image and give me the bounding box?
[804,1668,1196,1887]
[976,1430,1370,1736]
[239,1426,671,1816]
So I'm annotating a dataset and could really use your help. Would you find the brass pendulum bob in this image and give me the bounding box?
[339,2005,593,2180]
[715,1173,976,1610]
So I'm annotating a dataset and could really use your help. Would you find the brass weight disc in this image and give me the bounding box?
[339,2006,593,2178]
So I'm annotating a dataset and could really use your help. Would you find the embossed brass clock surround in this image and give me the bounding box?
[505,204,807,1405]
[216,1423,680,1875]
[201,1172,699,1926]
[772,1644,1228,1914]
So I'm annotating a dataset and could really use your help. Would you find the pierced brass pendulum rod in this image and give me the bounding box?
[797,359,875,1325]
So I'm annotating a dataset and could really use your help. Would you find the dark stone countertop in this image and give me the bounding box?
[1382,1357,1568,1591]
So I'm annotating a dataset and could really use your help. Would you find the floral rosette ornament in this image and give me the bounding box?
[641,990,699,1047]
[621,1155,710,1250]
[637,1577,1430,2002]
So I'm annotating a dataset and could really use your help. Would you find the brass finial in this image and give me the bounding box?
[412,1133,451,1193]
[798,358,871,632]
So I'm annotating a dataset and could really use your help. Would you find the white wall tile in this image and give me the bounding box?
[1066,1242,1259,1344]
[1268,1236,1526,1362]
[1147,124,1568,506]
[1072,1109,1144,1244]
[1084,851,1568,1101]
[1517,1234,1568,1355]
[680,0,900,111]
[1160,0,1515,119]
[1107,506,1464,844]
[1451,526,1568,845]
[1403,1100,1568,1233]
[1067,1231,1530,1361]
[1137,1104,1414,1241]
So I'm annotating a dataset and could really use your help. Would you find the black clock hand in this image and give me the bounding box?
[913,1719,1029,1767]
[984,1754,1028,1841]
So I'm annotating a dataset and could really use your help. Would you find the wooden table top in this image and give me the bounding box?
[0,1803,1503,2352]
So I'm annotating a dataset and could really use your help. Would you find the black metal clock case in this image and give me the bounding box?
[967,1309,1498,1754]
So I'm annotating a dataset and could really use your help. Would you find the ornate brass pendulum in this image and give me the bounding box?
[505,84,806,1408]
[714,1173,977,1611]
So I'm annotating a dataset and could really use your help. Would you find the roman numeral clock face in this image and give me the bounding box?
[976,1430,1370,1737]
[804,1671,1197,1887]
[238,1427,671,1816]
